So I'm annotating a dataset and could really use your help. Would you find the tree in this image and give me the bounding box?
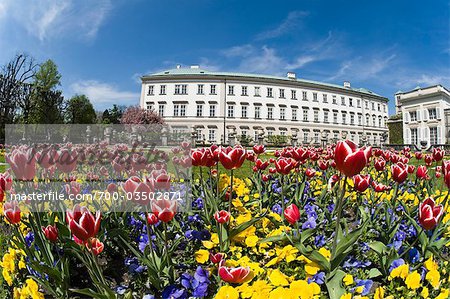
[120,105,164,125]
[66,95,96,124]
[108,104,126,124]
[30,60,65,124]
[0,54,37,141]
[101,109,111,124]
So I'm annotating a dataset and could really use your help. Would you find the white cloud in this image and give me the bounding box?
[221,44,254,58]
[70,80,139,110]
[0,0,112,41]
[255,10,309,41]
[328,54,397,81]
[236,46,286,75]
[395,73,450,89]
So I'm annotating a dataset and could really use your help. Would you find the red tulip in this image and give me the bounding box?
[374,158,386,171]
[275,158,295,175]
[372,181,390,192]
[391,163,408,183]
[334,140,371,177]
[210,252,225,264]
[214,210,230,224]
[151,199,177,222]
[146,213,158,225]
[305,168,316,178]
[67,205,101,242]
[56,149,78,173]
[353,174,370,192]
[218,260,252,284]
[432,148,444,162]
[7,147,36,181]
[291,147,309,162]
[123,176,153,203]
[424,155,433,166]
[253,144,265,155]
[443,160,450,189]
[318,160,329,171]
[415,152,423,160]
[416,165,429,180]
[328,174,340,190]
[419,198,444,230]
[284,204,300,225]
[3,200,21,224]
[407,165,416,174]
[261,174,269,182]
[42,225,58,242]
[219,146,246,170]
[107,183,117,193]
[86,238,104,255]
[255,159,269,170]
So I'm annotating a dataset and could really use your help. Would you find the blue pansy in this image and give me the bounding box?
[354,279,373,296]
[389,258,405,273]
[408,248,420,264]
[308,272,325,285]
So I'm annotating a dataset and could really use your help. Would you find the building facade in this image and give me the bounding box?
[140,66,389,146]
[396,85,450,147]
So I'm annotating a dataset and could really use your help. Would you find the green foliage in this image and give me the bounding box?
[388,116,403,144]
[66,95,97,124]
[238,134,253,147]
[267,134,289,147]
[30,59,65,124]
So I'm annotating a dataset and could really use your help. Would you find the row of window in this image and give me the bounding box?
[146,84,387,112]
[406,108,441,122]
[409,127,441,145]
[193,128,384,144]
[146,103,386,127]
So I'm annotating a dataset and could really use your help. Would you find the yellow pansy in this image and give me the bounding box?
[269,287,293,299]
[426,269,440,289]
[389,264,409,280]
[269,269,290,286]
[343,274,354,286]
[215,286,239,299]
[290,280,320,299]
[435,289,449,299]
[405,271,421,290]
[340,293,352,299]
[304,261,320,275]
[374,286,384,299]
[421,287,429,298]
[195,249,209,264]
[424,256,438,271]
[245,235,259,247]
[318,247,331,261]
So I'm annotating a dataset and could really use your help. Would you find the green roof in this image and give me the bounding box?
[144,67,386,99]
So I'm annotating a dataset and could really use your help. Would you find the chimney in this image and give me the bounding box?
[343,81,351,88]
[176,64,181,69]
[287,72,296,79]
[190,65,200,69]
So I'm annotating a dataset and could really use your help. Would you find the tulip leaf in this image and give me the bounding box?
[368,241,388,255]
[228,212,266,240]
[325,269,346,299]
[70,288,112,299]
[295,243,331,272]
[258,233,288,244]
[368,268,383,279]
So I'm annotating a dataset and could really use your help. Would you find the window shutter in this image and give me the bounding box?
[405,128,410,143]
[436,108,441,119]
[418,128,422,141]
[405,112,410,123]
[437,127,442,144]
[423,109,429,121]
[423,127,428,141]
[417,110,421,121]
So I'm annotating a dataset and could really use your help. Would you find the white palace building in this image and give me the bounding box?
[140,65,389,146]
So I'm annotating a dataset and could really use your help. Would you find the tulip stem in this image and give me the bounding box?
[332,176,347,257]
[280,175,285,219]
[228,169,234,215]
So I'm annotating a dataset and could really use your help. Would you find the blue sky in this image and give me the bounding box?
[0,0,449,114]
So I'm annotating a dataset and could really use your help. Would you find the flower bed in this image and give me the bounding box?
[0,142,449,299]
